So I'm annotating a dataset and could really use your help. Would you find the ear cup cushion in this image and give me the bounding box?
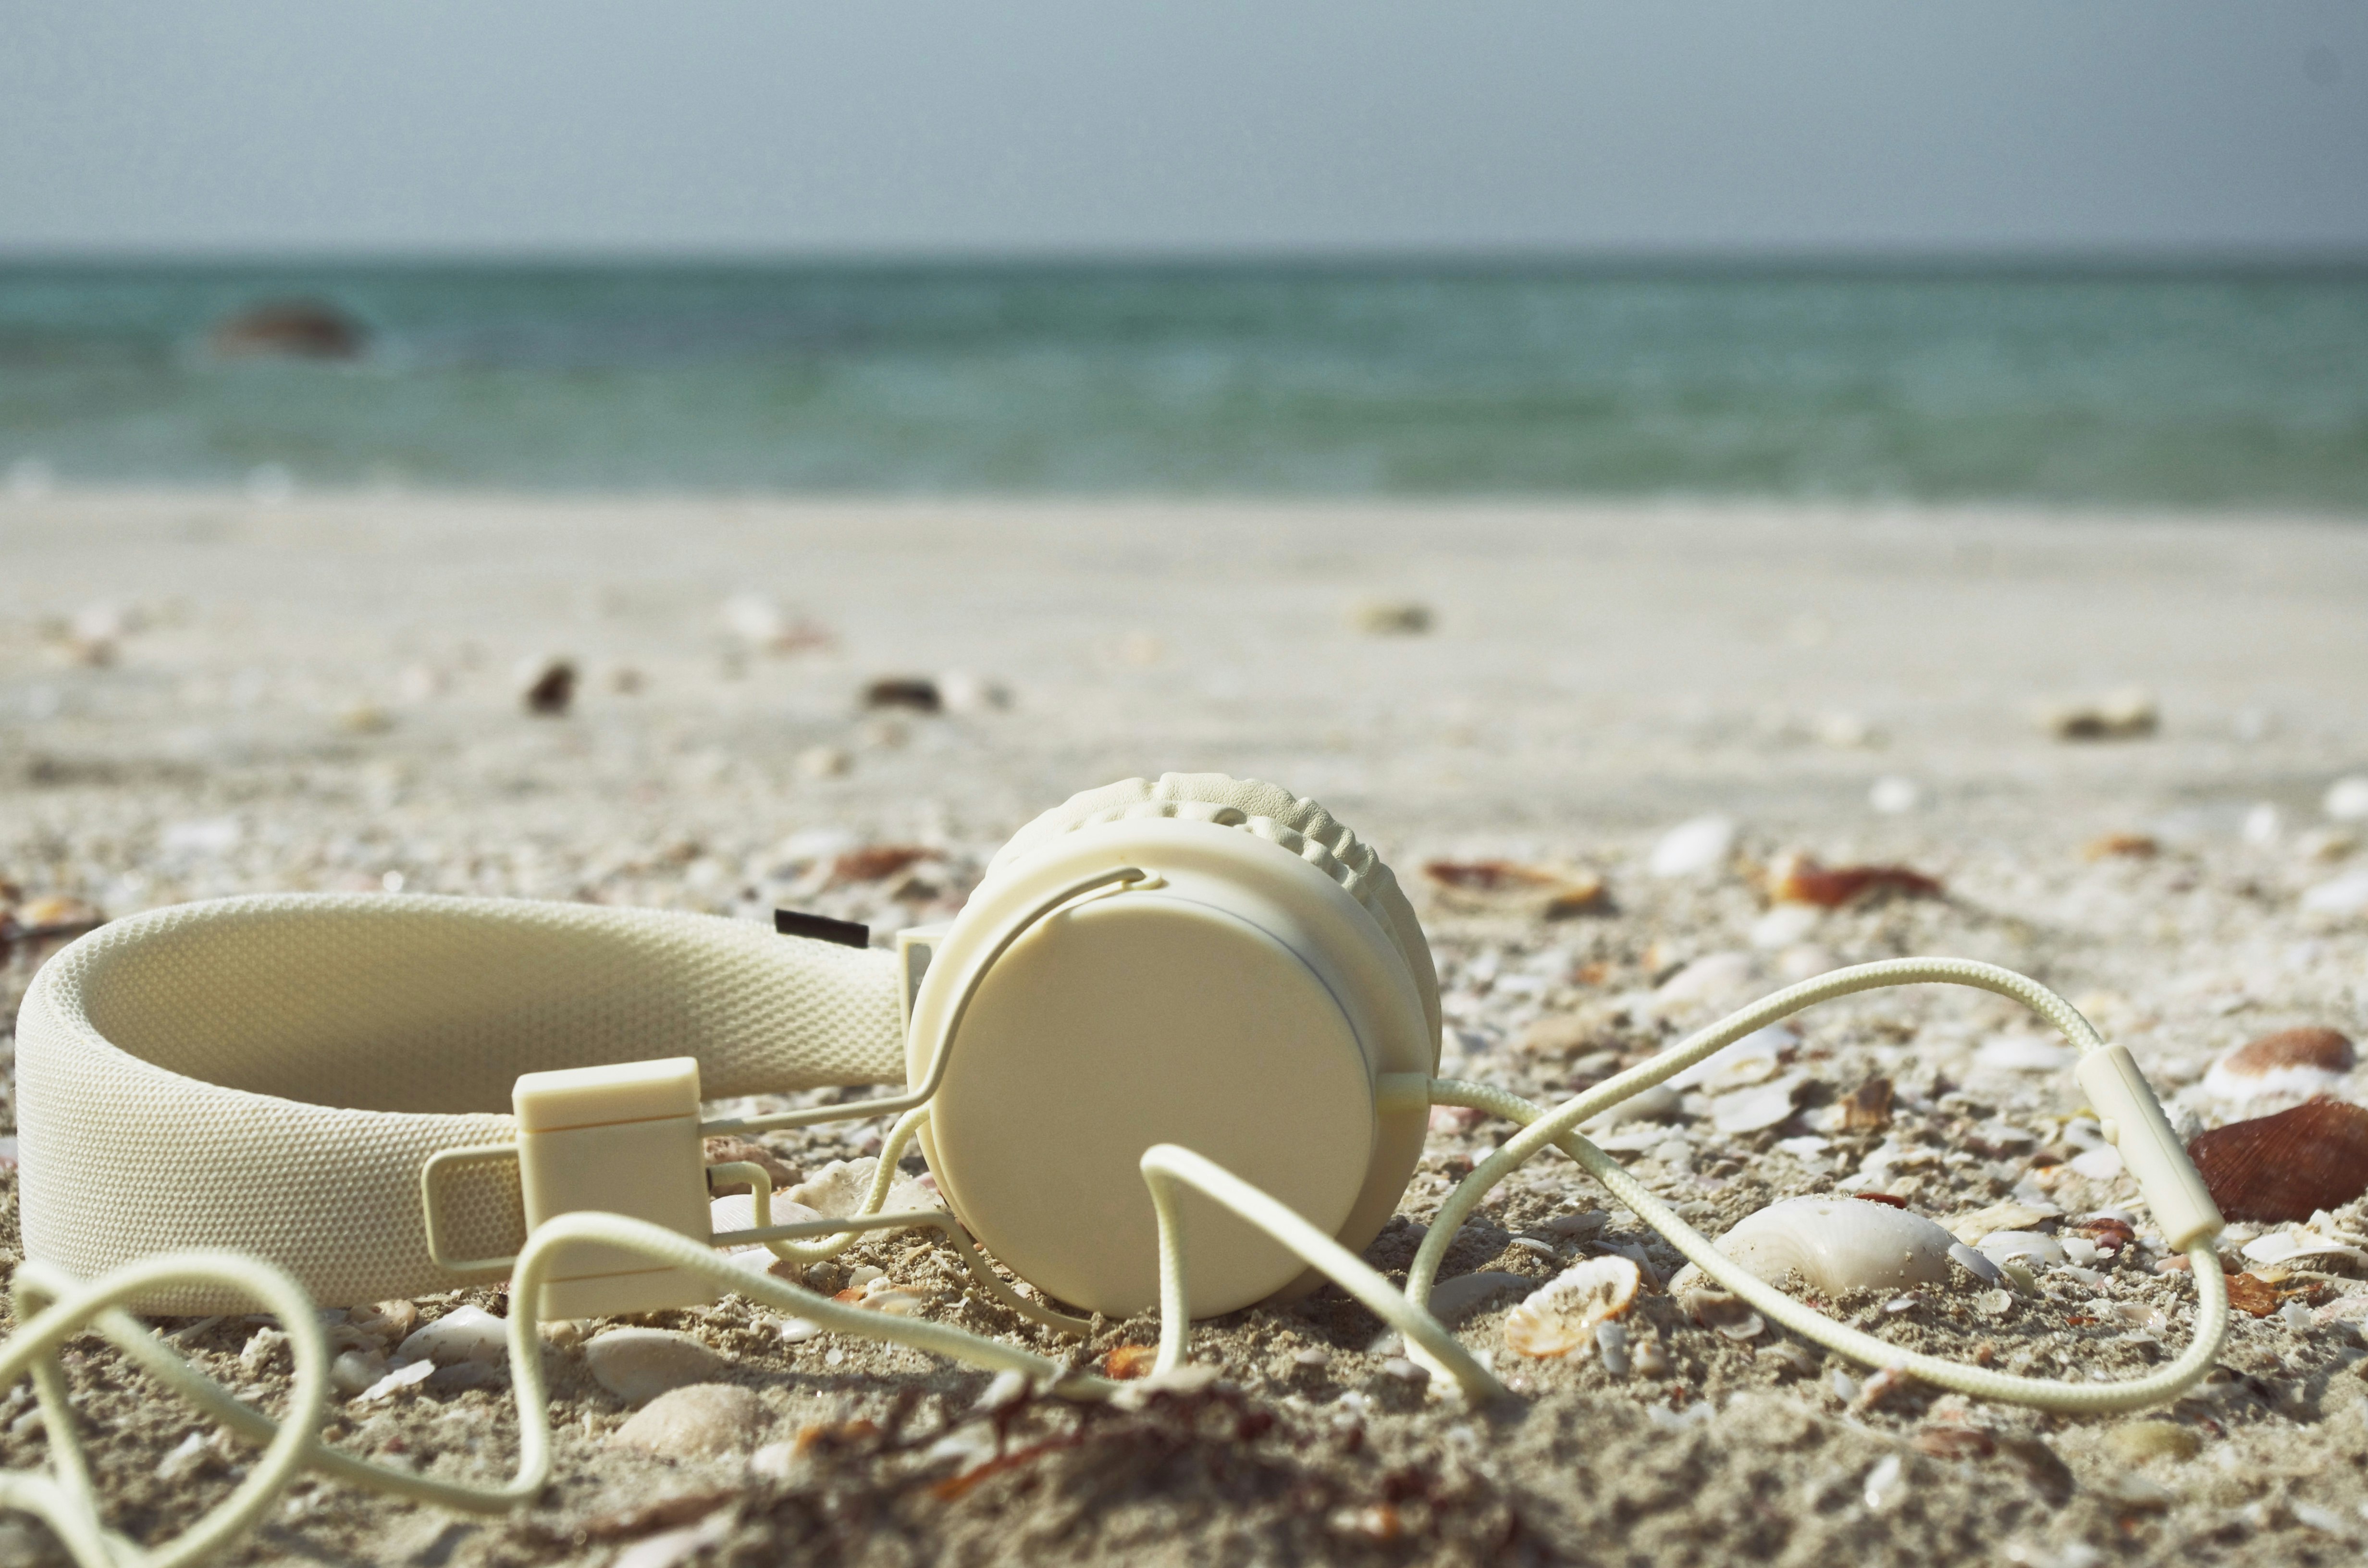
[987,773,1441,1062]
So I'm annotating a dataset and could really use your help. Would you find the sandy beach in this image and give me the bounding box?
[4,490,2368,1567]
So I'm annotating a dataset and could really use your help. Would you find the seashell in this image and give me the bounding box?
[1594,1322,1631,1376]
[1974,1288,2013,1317]
[1977,1233,2064,1270]
[830,845,935,884]
[2186,1099,2368,1222]
[585,1328,730,1405]
[1680,1288,1765,1340]
[1947,1242,2005,1286]
[1709,1074,1806,1134]
[2110,1302,2167,1333]
[2083,832,2158,861]
[1652,951,1755,1007]
[1631,1338,1672,1378]
[345,1299,419,1348]
[2069,1146,2125,1181]
[395,1305,507,1367]
[612,1384,764,1459]
[1649,816,1737,878]
[1765,852,1943,908]
[1710,1195,1957,1296]
[1947,1202,2056,1246]
[1421,859,1606,918]
[2070,1215,2136,1256]
[1500,1256,1640,1358]
[1665,1025,1796,1090]
[2222,1272,2282,1319]
[2202,1028,2356,1103]
[1581,1083,1682,1129]
[355,1359,435,1402]
[1975,1034,2075,1072]
[2239,1229,2368,1268]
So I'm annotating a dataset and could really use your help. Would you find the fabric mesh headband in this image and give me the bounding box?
[14,894,904,1313]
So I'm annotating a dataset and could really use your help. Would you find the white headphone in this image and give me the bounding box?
[3,772,2232,1568]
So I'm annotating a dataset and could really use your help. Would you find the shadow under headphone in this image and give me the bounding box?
[6,772,2233,1568]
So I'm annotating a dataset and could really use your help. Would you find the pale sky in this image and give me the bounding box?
[4,1,2365,257]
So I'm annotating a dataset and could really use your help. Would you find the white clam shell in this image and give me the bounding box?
[1975,1229,2066,1267]
[2203,1059,2346,1102]
[2241,1230,2368,1267]
[1712,1196,1957,1296]
[1501,1255,1641,1358]
[1709,1074,1807,1134]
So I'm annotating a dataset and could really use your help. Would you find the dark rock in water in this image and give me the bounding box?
[2187,1099,2368,1222]
[210,300,366,359]
[863,677,941,714]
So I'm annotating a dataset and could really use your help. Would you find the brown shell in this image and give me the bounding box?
[2186,1099,2368,1223]
[1766,853,1943,908]
[2220,1027,2356,1079]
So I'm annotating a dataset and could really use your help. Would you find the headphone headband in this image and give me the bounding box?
[15,894,903,1312]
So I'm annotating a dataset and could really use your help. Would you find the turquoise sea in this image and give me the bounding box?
[2,262,2364,508]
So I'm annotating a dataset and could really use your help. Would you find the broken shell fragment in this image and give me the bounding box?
[1708,1074,1807,1134]
[1680,1288,1766,1340]
[1947,1242,2006,1286]
[1976,1230,2066,1268]
[1765,852,1944,908]
[2186,1099,2368,1222]
[1421,859,1607,918]
[1500,1256,1640,1358]
[1710,1195,1957,1297]
[2202,1028,2356,1103]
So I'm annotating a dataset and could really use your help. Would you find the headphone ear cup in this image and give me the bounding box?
[988,772,1441,1062]
[915,775,1438,1319]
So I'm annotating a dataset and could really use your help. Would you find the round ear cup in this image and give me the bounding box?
[987,773,1442,1050]
[911,775,1436,1319]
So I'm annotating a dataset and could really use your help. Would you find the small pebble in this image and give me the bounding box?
[1594,1321,1630,1377]
[1631,1339,1672,1379]
[586,1328,730,1405]
[2281,1301,2314,1331]
[519,656,576,716]
[612,1384,764,1459]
